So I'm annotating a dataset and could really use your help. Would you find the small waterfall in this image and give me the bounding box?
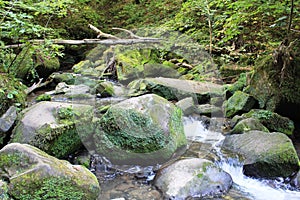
[183,117,300,200]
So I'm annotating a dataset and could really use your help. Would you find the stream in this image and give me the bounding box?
[95,117,300,200]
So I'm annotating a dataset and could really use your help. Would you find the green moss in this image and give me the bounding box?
[98,108,168,153]
[12,177,85,200]
[168,107,187,148]
[243,109,295,135]
[36,94,51,102]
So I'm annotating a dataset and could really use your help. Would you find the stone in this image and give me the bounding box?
[242,109,295,136]
[154,158,232,199]
[0,106,17,145]
[230,118,269,134]
[0,143,100,199]
[11,101,94,158]
[223,91,257,118]
[222,130,300,178]
[175,97,196,116]
[128,77,223,103]
[90,94,187,165]
[196,104,223,117]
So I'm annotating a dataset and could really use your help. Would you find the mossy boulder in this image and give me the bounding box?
[223,91,257,118]
[0,143,100,200]
[196,104,223,117]
[92,81,115,97]
[222,130,300,178]
[230,118,269,134]
[242,109,294,136]
[72,60,100,77]
[154,158,232,199]
[49,72,76,85]
[90,94,187,165]
[247,48,300,123]
[223,72,248,98]
[35,54,60,79]
[11,102,94,158]
[0,74,27,117]
[128,77,223,103]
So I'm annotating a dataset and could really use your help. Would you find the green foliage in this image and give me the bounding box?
[17,177,85,200]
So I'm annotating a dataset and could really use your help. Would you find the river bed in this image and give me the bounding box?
[95,117,300,200]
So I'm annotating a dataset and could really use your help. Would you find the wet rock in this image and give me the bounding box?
[196,104,223,117]
[242,109,294,136]
[0,180,10,200]
[176,97,196,116]
[222,130,300,178]
[291,171,300,190]
[230,118,269,134]
[0,143,100,199]
[11,101,94,158]
[91,94,187,165]
[154,158,232,199]
[128,77,223,103]
[0,106,17,145]
[49,72,76,85]
[223,91,257,118]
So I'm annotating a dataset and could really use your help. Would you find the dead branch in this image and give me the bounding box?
[112,27,159,40]
[88,24,120,39]
[3,25,161,49]
[25,78,53,94]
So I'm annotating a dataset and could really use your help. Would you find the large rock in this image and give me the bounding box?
[154,158,232,199]
[223,91,257,118]
[0,143,100,199]
[11,101,93,158]
[222,130,300,178]
[230,118,269,134]
[242,109,295,136]
[90,94,187,165]
[128,77,223,103]
[0,106,17,145]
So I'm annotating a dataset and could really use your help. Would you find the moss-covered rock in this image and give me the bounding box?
[0,143,100,200]
[11,102,94,158]
[92,81,115,97]
[90,94,187,165]
[154,158,232,199]
[248,46,300,123]
[242,109,295,136]
[128,77,223,103]
[196,104,223,117]
[0,74,27,117]
[49,72,76,85]
[230,118,269,134]
[222,130,300,178]
[223,72,248,99]
[35,54,60,79]
[35,94,52,102]
[223,91,257,118]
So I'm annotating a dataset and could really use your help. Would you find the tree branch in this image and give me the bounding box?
[88,24,120,39]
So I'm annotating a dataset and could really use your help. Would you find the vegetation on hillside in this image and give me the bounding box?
[0,0,299,83]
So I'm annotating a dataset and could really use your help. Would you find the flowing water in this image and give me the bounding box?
[184,117,300,200]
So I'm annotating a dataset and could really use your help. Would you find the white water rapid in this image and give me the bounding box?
[183,117,300,200]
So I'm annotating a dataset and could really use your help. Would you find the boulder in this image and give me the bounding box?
[0,143,100,199]
[175,97,196,116]
[196,104,223,117]
[222,130,300,178]
[128,77,223,103]
[90,94,187,165]
[0,106,17,145]
[154,158,232,199]
[223,91,257,118]
[11,101,94,158]
[242,109,295,136]
[230,118,269,134]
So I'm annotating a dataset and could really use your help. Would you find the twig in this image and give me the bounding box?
[88,24,120,39]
